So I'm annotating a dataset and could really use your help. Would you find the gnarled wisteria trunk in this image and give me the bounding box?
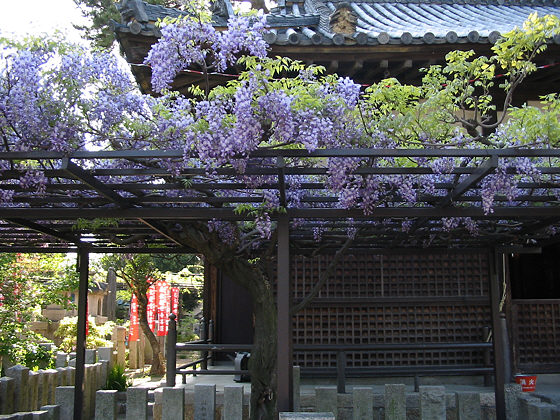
[177,222,278,420]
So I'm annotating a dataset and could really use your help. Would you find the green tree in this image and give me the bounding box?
[0,254,78,370]
[73,0,185,49]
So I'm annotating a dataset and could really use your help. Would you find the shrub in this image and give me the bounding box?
[55,316,115,352]
[105,364,131,391]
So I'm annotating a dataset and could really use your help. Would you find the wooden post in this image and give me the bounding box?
[166,314,177,387]
[74,248,89,420]
[277,214,293,412]
[490,250,506,420]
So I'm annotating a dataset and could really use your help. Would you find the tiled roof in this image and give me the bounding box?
[114,0,560,46]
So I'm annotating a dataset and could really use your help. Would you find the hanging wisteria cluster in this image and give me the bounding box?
[1,12,560,249]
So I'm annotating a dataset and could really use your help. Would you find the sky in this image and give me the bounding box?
[0,0,88,41]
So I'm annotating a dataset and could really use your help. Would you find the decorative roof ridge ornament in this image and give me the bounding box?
[330,2,358,35]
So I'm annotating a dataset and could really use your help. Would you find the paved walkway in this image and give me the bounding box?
[128,362,560,401]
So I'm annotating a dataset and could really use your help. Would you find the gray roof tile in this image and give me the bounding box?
[116,0,560,46]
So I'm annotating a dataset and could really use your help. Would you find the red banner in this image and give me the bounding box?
[157,280,170,336]
[147,284,157,332]
[171,287,180,319]
[129,294,139,341]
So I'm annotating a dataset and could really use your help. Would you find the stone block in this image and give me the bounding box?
[384,384,405,420]
[13,413,33,420]
[0,414,18,419]
[39,405,60,420]
[85,349,96,365]
[94,390,117,420]
[31,411,50,419]
[528,402,554,420]
[194,384,215,420]
[55,354,67,369]
[55,386,74,420]
[0,376,15,414]
[456,392,481,420]
[224,386,243,420]
[293,366,301,412]
[126,387,148,420]
[352,387,372,420]
[279,414,335,419]
[315,387,337,419]
[6,365,30,412]
[551,406,560,420]
[419,386,446,420]
[162,388,184,420]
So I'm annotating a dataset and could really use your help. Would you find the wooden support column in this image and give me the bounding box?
[74,247,89,420]
[489,249,506,420]
[277,214,293,412]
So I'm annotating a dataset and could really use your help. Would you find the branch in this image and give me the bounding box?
[290,230,360,315]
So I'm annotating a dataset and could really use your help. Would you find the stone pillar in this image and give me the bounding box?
[126,387,148,420]
[194,384,215,420]
[352,387,373,420]
[315,387,337,419]
[162,388,185,420]
[419,386,446,420]
[56,369,66,387]
[30,410,50,419]
[224,386,243,420]
[45,370,58,406]
[385,384,406,420]
[99,361,109,391]
[105,267,117,321]
[97,347,114,370]
[115,327,127,368]
[551,406,560,420]
[66,367,75,387]
[38,371,48,408]
[456,392,481,420]
[28,371,40,411]
[6,365,30,412]
[129,340,139,369]
[55,386,75,420]
[55,353,68,369]
[293,366,301,412]
[138,332,145,369]
[152,388,163,420]
[95,390,117,420]
[40,405,60,420]
[0,376,15,414]
[505,384,522,420]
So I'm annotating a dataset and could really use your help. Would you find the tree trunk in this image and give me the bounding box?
[218,258,278,420]
[174,222,278,419]
[137,293,165,376]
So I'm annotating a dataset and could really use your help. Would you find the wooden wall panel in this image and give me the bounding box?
[291,253,491,368]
